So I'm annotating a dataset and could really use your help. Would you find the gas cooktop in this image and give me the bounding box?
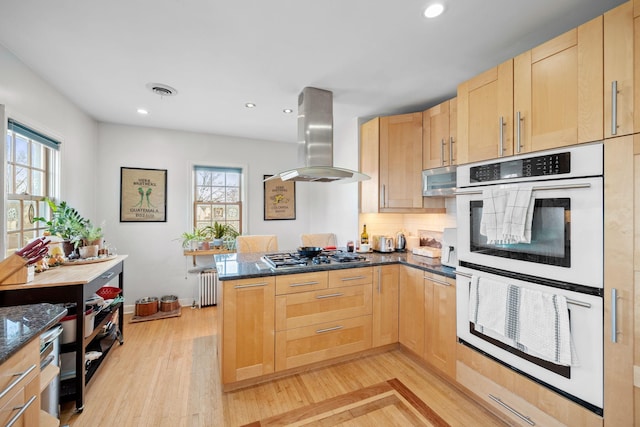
[262,250,369,270]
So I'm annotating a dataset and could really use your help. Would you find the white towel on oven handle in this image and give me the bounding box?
[502,186,534,244]
[469,275,575,367]
[518,286,572,366]
[479,189,509,244]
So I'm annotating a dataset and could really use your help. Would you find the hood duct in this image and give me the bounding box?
[266,87,370,183]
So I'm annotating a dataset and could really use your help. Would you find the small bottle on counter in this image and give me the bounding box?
[361,224,368,245]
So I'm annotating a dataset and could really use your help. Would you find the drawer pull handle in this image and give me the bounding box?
[489,394,535,426]
[0,364,36,400]
[341,276,365,281]
[100,272,115,280]
[611,288,618,343]
[5,394,37,427]
[290,281,319,287]
[316,293,344,299]
[611,80,618,136]
[234,282,268,289]
[316,325,343,334]
[425,276,451,287]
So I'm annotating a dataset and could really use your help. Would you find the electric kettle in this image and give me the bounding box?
[395,233,406,251]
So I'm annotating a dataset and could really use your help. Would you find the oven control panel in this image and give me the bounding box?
[470,152,571,183]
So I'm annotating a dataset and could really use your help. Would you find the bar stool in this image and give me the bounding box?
[235,235,279,253]
[300,233,337,247]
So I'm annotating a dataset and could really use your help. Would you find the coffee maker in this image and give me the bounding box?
[441,228,457,268]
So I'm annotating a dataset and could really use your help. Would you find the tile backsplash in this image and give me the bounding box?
[358,198,456,240]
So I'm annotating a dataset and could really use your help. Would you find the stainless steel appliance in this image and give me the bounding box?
[422,165,457,197]
[40,324,63,418]
[371,235,394,253]
[395,233,406,251]
[455,142,604,414]
[441,228,457,267]
[262,250,369,270]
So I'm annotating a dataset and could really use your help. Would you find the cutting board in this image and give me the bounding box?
[412,247,442,258]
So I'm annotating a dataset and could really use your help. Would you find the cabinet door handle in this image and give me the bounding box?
[611,287,618,343]
[516,111,523,153]
[0,364,36,400]
[611,80,618,136]
[290,281,319,287]
[488,394,535,426]
[382,185,386,208]
[316,325,343,334]
[234,282,268,289]
[425,276,451,287]
[449,137,455,164]
[100,272,115,280]
[316,292,344,299]
[377,268,381,294]
[5,395,37,427]
[499,116,505,157]
[341,275,365,281]
[441,138,445,166]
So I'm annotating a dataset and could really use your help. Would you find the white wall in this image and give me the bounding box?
[0,44,99,254]
[97,123,317,304]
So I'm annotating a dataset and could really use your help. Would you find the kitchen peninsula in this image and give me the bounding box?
[214,250,455,391]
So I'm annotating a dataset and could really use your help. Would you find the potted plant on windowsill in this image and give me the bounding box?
[204,222,239,248]
[177,228,207,251]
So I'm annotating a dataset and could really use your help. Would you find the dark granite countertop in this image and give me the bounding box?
[214,249,455,281]
[0,303,68,364]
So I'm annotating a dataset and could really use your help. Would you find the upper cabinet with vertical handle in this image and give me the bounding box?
[360,113,445,213]
[458,14,607,165]
[423,98,457,169]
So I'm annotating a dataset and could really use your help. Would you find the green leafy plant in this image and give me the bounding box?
[204,222,239,239]
[80,222,103,245]
[176,228,208,249]
[33,197,88,248]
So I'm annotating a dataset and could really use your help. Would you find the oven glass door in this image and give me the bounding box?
[470,198,570,267]
[456,176,603,288]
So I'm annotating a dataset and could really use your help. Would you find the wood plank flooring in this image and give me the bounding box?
[60,307,506,427]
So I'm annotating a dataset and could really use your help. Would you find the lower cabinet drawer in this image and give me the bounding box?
[275,284,372,331]
[275,315,372,371]
[456,345,602,427]
[0,378,38,427]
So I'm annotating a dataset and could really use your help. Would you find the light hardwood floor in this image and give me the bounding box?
[60,307,506,427]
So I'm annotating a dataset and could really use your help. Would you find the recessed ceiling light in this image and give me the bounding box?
[137,108,149,115]
[245,103,256,108]
[424,3,444,18]
[283,108,293,114]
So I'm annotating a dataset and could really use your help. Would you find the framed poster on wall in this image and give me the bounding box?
[264,175,296,220]
[120,167,167,222]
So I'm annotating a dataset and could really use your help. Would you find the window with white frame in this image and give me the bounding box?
[193,166,242,234]
[5,120,59,257]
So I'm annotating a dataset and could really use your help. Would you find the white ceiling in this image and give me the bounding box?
[0,0,625,143]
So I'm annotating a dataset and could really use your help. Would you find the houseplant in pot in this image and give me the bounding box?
[33,197,88,257]
[79,222,103,258]
[204,222,239,248]
[177,228,207,251]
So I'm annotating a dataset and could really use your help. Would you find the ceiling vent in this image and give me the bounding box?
[146,83,178,97]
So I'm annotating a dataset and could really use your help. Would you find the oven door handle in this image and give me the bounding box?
[455,182,591,196]
[456,271,592,308]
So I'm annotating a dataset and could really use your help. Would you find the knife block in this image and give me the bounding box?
[0,254,33,285]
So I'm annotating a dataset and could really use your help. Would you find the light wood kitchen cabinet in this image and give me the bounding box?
[360,114,444,213]
[274,269,373,371]
[372,265,399,347]
[398,265,425,356]
[513,16,603,153]
[220,276,275,384]
[605,2,635,139]
[423,272,456,379]
[457,344,603,427]
[457,59,514,164]
[423,98,457,169]
[603,135,635,427]
[0,340,39,427]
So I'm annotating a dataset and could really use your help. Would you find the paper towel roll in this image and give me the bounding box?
[406,236,419,250]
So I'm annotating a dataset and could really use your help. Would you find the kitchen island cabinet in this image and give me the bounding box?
[0,255,127,412]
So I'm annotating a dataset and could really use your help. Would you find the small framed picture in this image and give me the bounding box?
[120,167,167,222]
[263,175,296,220]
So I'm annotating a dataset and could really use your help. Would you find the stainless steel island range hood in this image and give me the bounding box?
[266,87,370,183]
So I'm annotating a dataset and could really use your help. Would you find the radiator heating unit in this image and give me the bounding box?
[198,269,217,307]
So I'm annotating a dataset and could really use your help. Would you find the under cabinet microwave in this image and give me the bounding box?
[422,165,457,197]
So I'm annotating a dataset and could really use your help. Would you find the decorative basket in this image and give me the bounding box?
[96,286,122,300]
